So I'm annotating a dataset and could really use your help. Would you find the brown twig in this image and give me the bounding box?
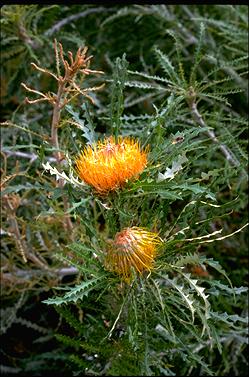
[1,266,78,280]
[44,7,114,36]
[2,195,52,269]
[1,266,79,294]
[2,149,57,163]
[2,195,28,263]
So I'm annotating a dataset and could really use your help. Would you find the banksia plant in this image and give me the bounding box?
[105,227,162,281]
[75,136,148,194]
[3,5,248,376]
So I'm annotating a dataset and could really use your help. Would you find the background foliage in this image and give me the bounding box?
[1,4,248,376]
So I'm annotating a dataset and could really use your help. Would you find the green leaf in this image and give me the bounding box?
[210,311,248,325]
[65,104,95,144]
[154,47,180,85]
[43,277,103,305]
[202,257,233,291]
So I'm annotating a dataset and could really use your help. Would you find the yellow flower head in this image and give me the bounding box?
[105,227,162,281]
[75,136,148,194]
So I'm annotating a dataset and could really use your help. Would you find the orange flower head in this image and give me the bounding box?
[75,136,148,194]
[105,227,162,281]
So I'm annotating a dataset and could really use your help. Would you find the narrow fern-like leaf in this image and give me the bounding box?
[43,277,103,305]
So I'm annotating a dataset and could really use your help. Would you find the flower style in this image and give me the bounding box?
[105,227,162,281]
[75,136,148,193]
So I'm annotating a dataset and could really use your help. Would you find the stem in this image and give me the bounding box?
[44,7,114,37]
[8,213,28,263]
[2,266,78,281]
[189,99,239,167]
[51,81,64,162]
[105,283,133,340]
[62,195,74,232]
[51,80,74,233]
[4,196,51,268]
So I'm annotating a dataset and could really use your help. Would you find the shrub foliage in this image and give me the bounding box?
[1,4,248,376]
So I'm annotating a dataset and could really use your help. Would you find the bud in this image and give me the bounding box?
[105,227,162,281]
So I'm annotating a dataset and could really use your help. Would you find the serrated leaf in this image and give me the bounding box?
[202,257,233,291]
[164,275,196,322]
[181,272,211,321]
[66,104,95,144]
[155,324,177,344]
[127,69,172,84]
[172,183,208,195]
[124,80,165,90]
[207,280,248,297]
[158,154,188,181]
[43,277,102,306]
[66,198,90,214]
[210,311,248,325]
[42,162,86,188]
[1,183,42,195]
[154,47,180,84]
